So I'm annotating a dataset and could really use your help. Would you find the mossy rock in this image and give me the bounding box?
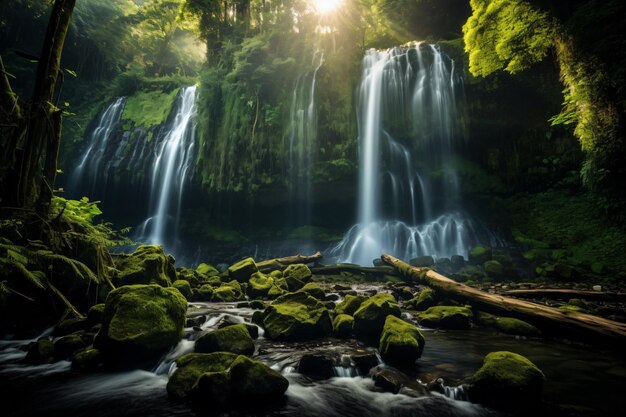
[379,315,425,367]
[262,292,332,341]
[86,303,105,327]
[283,264,312,283]
[167,352,239,401]
[476,312,541,337]
[407,288,436,311]
[71,348,103,372]
[173,280,193,300]
[353,294,401,342]
[450,255,465,270]
[196,284,214,301]
[483,260,504,278]
[453,265,486,282]
[228,258,259,282]
[284,275,305,292]
[54,334,87,359]
[249,300,265,310]
[213,282,244,302]
[267,284,286,299]
[468,246,492,265]
[195,324,254,355]
[335,294,367,316]
[247,272,273,298]
[332,314,354,338]
[25,338,54,364]
[196,263,220,277]
[469,351,544,411]
[113,245,176,287]
[229,355,289,403]
[297,282,325,300]
[418,306,472,329]
[94,284,187,368]
[198,275,223,287]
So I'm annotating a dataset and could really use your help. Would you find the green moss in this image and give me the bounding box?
[247,272,273,298]
[196,284,214,301]
[407,288,436,311]
[483,260,504,278]
[379,315,425,366]
[71,348,102,372]
[335,294,367,316]
[228,258,259,282]
[297,282,325,300]
[197,263,220,276]
[283,264,312,283]
[477,312,541,337]
[195,324,254,355]
[418,306,473,329]
[263,292,332,341]
[121,88,180,130]
[113,245,176,287]
[167,352,239,401]
[229,355,289,402]
[332,313,354,338]
[468,246,492,265]
[173,280,193,300]
[353,293,401,341]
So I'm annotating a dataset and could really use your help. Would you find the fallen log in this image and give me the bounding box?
[257,252,323,273]
[381,253,626,346]
[502,288,626,302]
[311,264,396,276]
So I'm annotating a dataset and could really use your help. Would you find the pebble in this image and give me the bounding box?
[592,285,602,291]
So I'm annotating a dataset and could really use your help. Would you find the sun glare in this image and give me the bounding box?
[314,0,344,15]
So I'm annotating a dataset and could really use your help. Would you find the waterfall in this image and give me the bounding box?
[287,50,324,228]
[137,86,198,249]
[67,97,126,198]
[332,43,478,265]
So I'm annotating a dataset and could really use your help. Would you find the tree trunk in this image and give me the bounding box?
[381,254,626,346]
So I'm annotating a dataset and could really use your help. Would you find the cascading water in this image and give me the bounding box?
[287,50,324,227]
[137,86,198,249]
[332,43,479,265]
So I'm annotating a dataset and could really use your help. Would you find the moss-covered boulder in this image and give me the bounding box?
[483,260,504,279]
[196,263,220,277]
[417,306,472,329]
[468,246,492,266]
[113,245,176,287]
[353,294,401,341]
[195,324,254,355]
[283,264,312,283]
[247,272,273,298]
[196,284,214,301]
[477,312,541,337]
[332,313,354,338]
[71,348,103,372]
[25,338,54,364]
[407,288,436,311]
[263,292,332,341]
[54,334,87,359]
[284,275,305,291]
[167,352,239,401]
[297,282,325,300]
[468,351,544,411]
[379,315,425,366]
[173,280,193,300]
[229,355,289,402]
[267,284,287,299]
[228,258,258,282]
[94,284,187,368]
[213,281,244,302]
[86,303,105,327]
[335,294,367,316]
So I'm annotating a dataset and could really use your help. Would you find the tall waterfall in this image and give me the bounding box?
[332,43,478,265]
[287,51,324,227]
[137,86,198,248]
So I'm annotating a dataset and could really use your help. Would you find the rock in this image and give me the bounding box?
[86,303,105,327]
[325,293,340,302]
[335,294,367,316]
[476,312,541,337]
[213,282,244,302]
[396,287,414,301]
[468,246,492,265]
[284,275,305,292]
[186,315,206,328]
[192,371,231,408]
[228,258,259,282]
[25,338,54,364]
[54,334,87,359]
[267,284,287,299]
[247,272,273,298]
[592,285,602,292]
[229,355,289,403]
[196,284,214,301]
[53,318,88,336]
[468,351,544,411]
[407,288,436,311]
[250,300,265,309]
[332,314,354,338]
[373,258,385,267]
[263,292,332,341]
[251,311,264,327]
[94,284,187,368]
[417,306,472,330]
[372,367,420,394]
[554,263,575,280]
[196,263,220,277]
[483,260,504,279]
[167,352,239,401]
[173,280,193,300]
[236,301,250,308]
[433,258,453,275]
[325,301,336,310]
[333,284,352,291]
[195,324,255,355]
[352,353,379,374]
[176,267,200,287]
[216,263,229,273]
[353,294,401,342]
[298,354,335,379]
[450,255,465,270]
[113,245,176,287]
[71,348,103,372]
[379,315,425,366]
[218,320,259,339]
[409,256,435,267]
[297,282,325,300]
[283,264,312,283]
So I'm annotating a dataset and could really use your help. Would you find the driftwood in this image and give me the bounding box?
[502,288,626,302]
[381,253,626,346]
[257,252,323,273]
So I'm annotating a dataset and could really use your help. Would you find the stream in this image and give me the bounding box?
[1,285,624,417]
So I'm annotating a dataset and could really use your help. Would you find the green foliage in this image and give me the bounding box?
[121,88,181,130]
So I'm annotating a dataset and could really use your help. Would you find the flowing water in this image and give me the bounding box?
[1,285,623,417]
[332,43,483,265]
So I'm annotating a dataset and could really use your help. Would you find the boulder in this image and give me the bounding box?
[284,275,305,292]
[407,288,436,311]
[379,315,425,366]
[25,338,54,364]
[94,284,187,368]
[247,272,273,298]
[352,352,379,374]
[298,353,335,379]
[212,282,243,302]
[353,294,401,341]
[196,284,214,301]
[450,255,465,270]
[71,348,103,372]
[195,324,255,355]
[249,300,265,310]
[196,263,220,277]
[228,258,258,282]
[86,303,105,327]
[418,306,472,329]
[297,282,325,300]
[476,312,541,337]
[229,355,289,402]
[283,264,312,283]
[173,280,193,300]
[483,260,504,279]
[468,351,544,411]
[409,256,435,267]
[113,245,176,287]
[468,246,492,266]
[263,292,332,341]
[167,352,238,401]
[335,294,367,316]
[54,334,87,359]
[332,314,354,338]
